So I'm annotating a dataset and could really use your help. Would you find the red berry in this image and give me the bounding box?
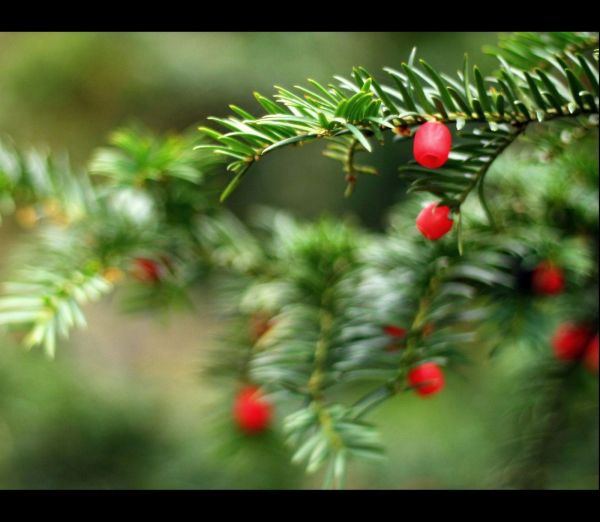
[413,121,452,169]
[532,261,564,295]
[408,362,445,397]
[384,325,407,352]
[132,257,161,283]
[551,323,593,361]
[583,335,599,374]
[416,202,454,240]
[234,386,272,434]
[383,325,407,338]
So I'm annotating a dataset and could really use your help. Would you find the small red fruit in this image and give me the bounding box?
[583,335,599,374]
[551,323,593,361]
[234,386,272,434]
[132,257,161,283]
[384,325,407,352]
[383,325,407,338]
[413,121,452,169]
[416,202,454,240]
[408,362,445,397]
[532,261,564,295]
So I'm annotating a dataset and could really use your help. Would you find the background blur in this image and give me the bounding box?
[0,32,597,489]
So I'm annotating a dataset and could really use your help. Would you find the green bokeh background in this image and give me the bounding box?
[0,32,597,489]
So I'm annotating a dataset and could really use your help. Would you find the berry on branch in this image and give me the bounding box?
[383,325,407,338]
[551,323,593,361]
[583,335,599,374]
[131,257,162,283]
[416,202,454,240]
[413,121,452,169]
[233,386,273,434]
[408,362,445,397]
[384,324,407,352]
[532,261,564,295]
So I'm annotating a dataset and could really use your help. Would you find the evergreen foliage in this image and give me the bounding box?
[0,32,598,488]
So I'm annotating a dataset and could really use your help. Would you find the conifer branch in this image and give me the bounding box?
[0,262,113,358]
[0,138,95,227]
[0,127,223,355]
[201,32,598,211]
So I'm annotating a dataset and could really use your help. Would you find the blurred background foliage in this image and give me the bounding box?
[0,32,597,489]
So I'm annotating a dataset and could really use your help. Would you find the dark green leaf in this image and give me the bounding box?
[419,59,457,111]
[524,72,547,110]
[447,87,472,115]
[576,54,599,96]
[473,66,492,113]
[262,133,320,154]
[384,69,419,112]
[565,69,586,109]
[220,166,249,202]
[402,63,435,114]
[345,124,372,152]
